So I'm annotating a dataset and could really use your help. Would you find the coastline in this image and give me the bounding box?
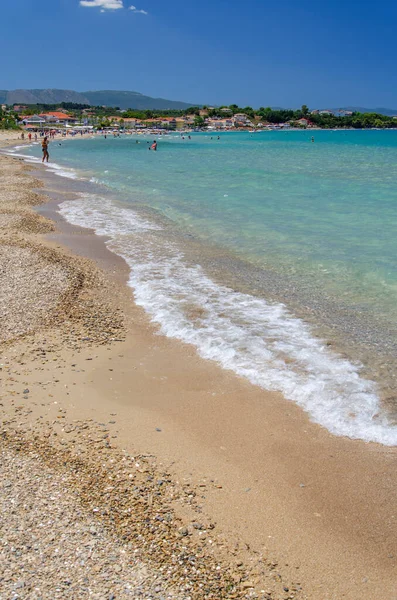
[27,130,397,444]
[0,134,396,599]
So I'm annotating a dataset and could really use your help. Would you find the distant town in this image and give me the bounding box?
[2,102,397,132]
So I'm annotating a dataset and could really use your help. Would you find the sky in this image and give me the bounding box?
[2,0,397,108]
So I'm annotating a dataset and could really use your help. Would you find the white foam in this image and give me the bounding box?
[45,161,78,179]
[3,148,78,179]
[3,151,39,161]
[59,193,397,446]
[61,194,161,235]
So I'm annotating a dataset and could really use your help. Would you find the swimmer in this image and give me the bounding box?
[41,137,49,163]
[311,136,314,142]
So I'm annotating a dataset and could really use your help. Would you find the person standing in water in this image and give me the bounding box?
[150,140,157,151]
[41,136,49,163]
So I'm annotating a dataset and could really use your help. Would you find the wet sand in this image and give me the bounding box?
[0,145,396,599]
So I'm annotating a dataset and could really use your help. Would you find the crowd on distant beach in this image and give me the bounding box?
[18,127,322,166]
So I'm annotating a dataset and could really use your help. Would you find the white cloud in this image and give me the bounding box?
[80,0,124,10]
[79,0,148,13]
[129,5,148,14]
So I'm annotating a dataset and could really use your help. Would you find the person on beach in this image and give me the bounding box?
[28,133,32,141]
[41,137,49,163]
[34,133,37,141]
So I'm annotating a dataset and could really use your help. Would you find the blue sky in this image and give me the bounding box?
[2,0,397,108]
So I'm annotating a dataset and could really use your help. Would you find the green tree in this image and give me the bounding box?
[373,118,385,128]
[185,106,200,115]
[193,115,205,127]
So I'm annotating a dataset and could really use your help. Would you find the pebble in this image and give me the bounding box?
[0,155,304,600]
[0,421,284,600]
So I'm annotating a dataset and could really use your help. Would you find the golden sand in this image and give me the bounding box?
[0,146,396,600]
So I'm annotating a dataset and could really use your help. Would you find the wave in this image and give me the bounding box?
[59,193,397,446]
[4,148,78,179]
[45,161,78,179]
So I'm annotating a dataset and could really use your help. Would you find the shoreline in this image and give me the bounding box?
[16,132,397,443]
[0,135,396,599]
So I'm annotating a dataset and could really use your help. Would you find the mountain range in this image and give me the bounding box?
[0,89,196,110]
[1,90,397,116]
[328,106,397,116]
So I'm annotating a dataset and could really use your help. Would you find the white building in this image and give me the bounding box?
[233,113,251,126]
[21,115,46,126]
[207,119,233,129]
[337,110,353,117]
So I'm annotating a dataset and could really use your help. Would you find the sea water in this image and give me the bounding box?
[14,130,397,445]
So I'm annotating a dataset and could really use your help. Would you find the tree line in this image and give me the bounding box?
[4,102,397,129]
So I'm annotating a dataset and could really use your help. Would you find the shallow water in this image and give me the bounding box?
[14,131,397,445]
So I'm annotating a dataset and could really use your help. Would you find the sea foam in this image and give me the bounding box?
[4,149,78,179]
[7,136,397,446]
[45,161,78,179]
[59,193,397,446]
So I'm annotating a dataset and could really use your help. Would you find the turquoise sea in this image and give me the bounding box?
[13,130,397,445]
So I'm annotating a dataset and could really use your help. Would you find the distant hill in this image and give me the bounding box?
[4,89,90,105]
[329,106,397,116]
[3,90,397,115]
[83,90,195,110]
[0,89,196,110]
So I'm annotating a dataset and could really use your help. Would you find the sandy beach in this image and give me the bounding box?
[0,133,396,600]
